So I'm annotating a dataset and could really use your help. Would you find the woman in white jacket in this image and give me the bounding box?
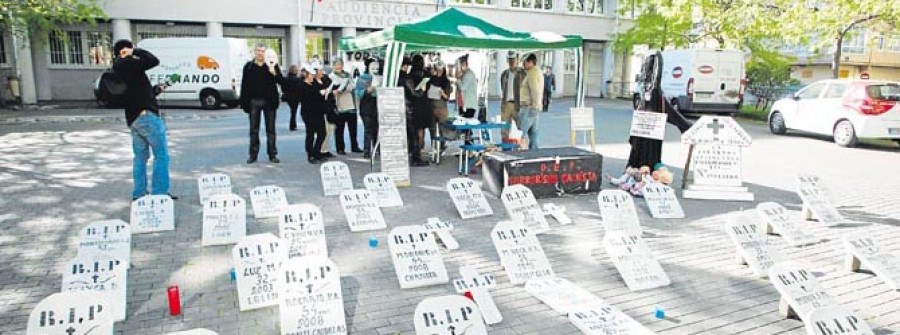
[329,59,362,155]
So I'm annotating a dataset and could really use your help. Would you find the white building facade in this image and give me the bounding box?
[1,0,636,103]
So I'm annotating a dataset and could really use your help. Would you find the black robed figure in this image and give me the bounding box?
[626,51,693,169]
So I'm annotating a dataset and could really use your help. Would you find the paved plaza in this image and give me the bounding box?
[1,99,898,334]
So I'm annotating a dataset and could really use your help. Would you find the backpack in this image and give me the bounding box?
[97,69,127,105]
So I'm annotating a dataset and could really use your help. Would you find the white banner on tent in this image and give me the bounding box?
[603,231,670,291]
[642,183,685,219]
[803,306,874,335]
[78,220,131,267]
[491,221,554,285]
[198,173,232,204]
[569,303,656,335]
[756,202,818,247]
[725,214,779,278]
[250,185,289,219]
[321,162,354,196]
[845,237,900,290]
[797,174,845,226]
[233,234,282,311]
[629,110,667,140]
[446,178,493,219]
[280,258,347,335]
[413,296,487,335]
[501,184,550,234]
[388,226,449,289]
[378,87,411,186]
[62,255,128,322]
[339,190,387,232]
[768,262,836,320]
[130,195,174,233]
[364,173,404,207]
[27,292,113,335]
[279,204,328,259]
[525,277,603,315]
[202,193,247,246]
[597,190,642,235]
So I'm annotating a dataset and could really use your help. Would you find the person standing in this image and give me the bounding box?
[356,59,381,159]
[329,59,362,155]
[455,54,478,118]
[399,56,430,166]
[280,65,302,131]
[518,53,544,149]
[240,43,284,164]
[542,66,556,112]
[316,66,337,158]
[113,39,176,201]
[500,51,526,139]
[298,63,329,164]
[426,61,452,153]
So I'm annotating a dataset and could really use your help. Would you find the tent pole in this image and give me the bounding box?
[575,46,585,108]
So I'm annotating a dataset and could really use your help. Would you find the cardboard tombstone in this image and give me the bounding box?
[250,185,289,219]
[681,116,754,201]
[202,193,247,246]
[62,255,128,321]
[768,262,837,320]
[363,173,403,207]
[165,330,219,335]
[642,183,685,219]
[453,266,501,325]
[130,195,175,233]
[543,203,572,225]
[568,304,656,335]
[413,295,488,335]
[845,236,900,290]
[725,213,779,278]
[501,184,551,234]
[233,234,282,311]
[803,306,875,335]
[446,178,494,219]
[27,292,113,335]
[321,161,354,196]
[597,190,642,236]
[422,218,459,250]
[339,190,386,232]
[525,277,603,315]
[198,173,232,204]
[376,87,412,185]
[797,174,845,226]
[756,202,818,247]
[603,231,671,291]
[279,204,328,259]
[388,226,449,289]
[78,220,131,267]
[279,258,347,335]
[491,221,555,285]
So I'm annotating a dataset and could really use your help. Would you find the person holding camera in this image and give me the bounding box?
[112,39,177,201]
[240,43,284,164]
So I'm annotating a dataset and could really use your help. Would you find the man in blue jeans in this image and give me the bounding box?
[518,53,545,149]
[113,39,177,201]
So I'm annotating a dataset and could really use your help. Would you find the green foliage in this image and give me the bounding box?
[745,46,800,111]
[0,0,106,39]
[613,9,691,51]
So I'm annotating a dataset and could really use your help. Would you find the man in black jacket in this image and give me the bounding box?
[112,39,176,201]
[240,44,284,164]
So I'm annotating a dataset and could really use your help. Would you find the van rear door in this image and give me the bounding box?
[692,51,719,104]
[717,51,743,105]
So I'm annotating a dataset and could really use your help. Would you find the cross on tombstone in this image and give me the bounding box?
[202,193,247,246]
[279,258,347,335]
[725,213,780,278]
[768,262,838,320]
[603,231,670,291]
[130,194,175,234]
[413,295,487,335]
[491,221,555,285]
[27,292,113,335]
[63,255,128,321]
[388,226,449,289]
[453,266,501,325]
[279,204,328,259]
[446,178,493,219]
[422,218,459,250]
[543,203,572,225]
[756,202,819,247]
[78,220,132,268]
[233,234,282,311]
[796,174,845,226]
[708,117,724,135]
[844,236,900,291]
[249,185,289,219]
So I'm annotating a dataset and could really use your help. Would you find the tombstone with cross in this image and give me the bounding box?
[27,292,113,335]
[62,255,128,321]
[279,204,328,259]
[413,295,487,335]
[249,185,289,219]
[453,266,501,325]
[233,234,282,311]
[681,116,754,201]
[130,195,174,234]
[388,225,449,289]
[78,220,132,268]
[422,218,459,250]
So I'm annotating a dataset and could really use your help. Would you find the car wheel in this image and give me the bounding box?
[769,112,787,134]
[200,91,220,110]
[833,120,858,147]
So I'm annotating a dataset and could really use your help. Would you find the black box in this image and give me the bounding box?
[482,147,603,199]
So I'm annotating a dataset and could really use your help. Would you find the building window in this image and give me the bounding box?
[511,0,552,11]
[0,33,7,65]
[48,25,113,68]
[568,0,603,15]
[883,34,900,53]
[564,50,576,74]
[224,25,288,64]
[841,29,866,54]
[135,22,207,41]
[453,0,493,6]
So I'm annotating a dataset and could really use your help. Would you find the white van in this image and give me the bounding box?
[139,37,249,109]
[634,49,746,114]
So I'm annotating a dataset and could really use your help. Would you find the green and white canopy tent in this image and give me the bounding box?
[338,7,586,107]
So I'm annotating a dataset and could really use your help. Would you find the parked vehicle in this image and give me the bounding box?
[633,49,746,115]
[768,79,900,147]
[94,37,248,109]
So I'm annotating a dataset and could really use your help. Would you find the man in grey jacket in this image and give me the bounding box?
[518,53,544,149]
[500,51,526,139]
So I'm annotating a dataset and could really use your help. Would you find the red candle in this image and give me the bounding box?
[167,285,181,316]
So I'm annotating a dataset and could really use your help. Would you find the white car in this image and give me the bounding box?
[768,79,900,147]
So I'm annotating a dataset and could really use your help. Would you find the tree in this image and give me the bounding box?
[783,0,900,79]
[745,46,799,111]
[0,0,106,39]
